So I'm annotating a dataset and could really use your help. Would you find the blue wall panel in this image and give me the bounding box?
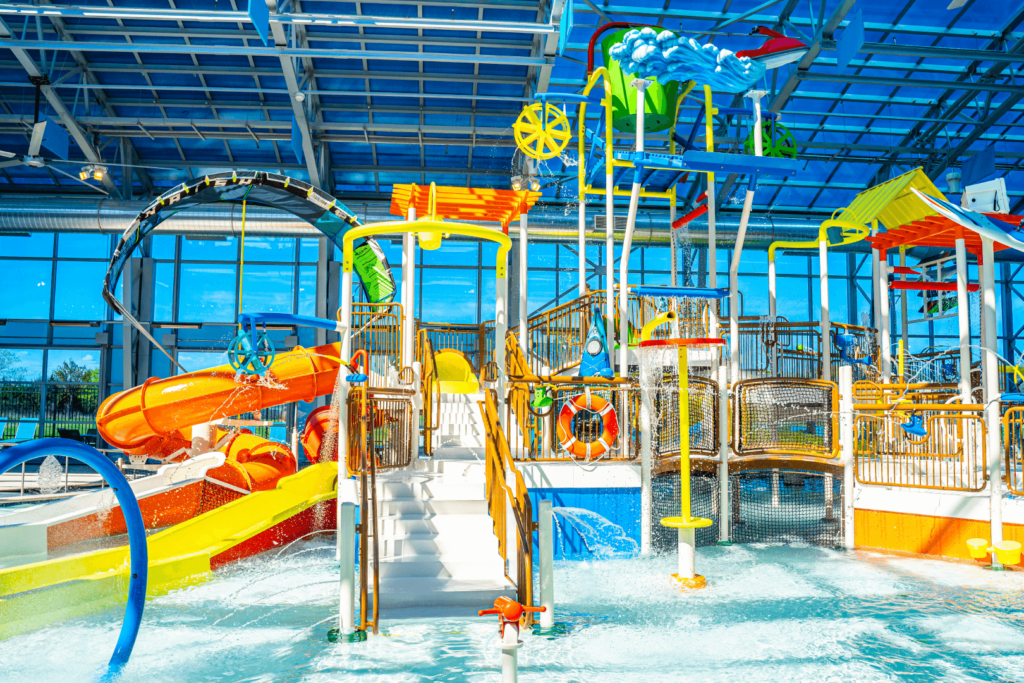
[528,487,640,560]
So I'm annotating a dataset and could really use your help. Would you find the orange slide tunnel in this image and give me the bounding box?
[97,341,345,494]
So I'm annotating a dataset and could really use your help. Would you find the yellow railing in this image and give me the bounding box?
[479,389,535,616]
[1005,407,1024,496]
[851,380,960,405]
[416,321,488,372]
[418,331,440,457]
[346,387,415,473]
[854,403,986,491]
[350,303,403,380]
[722,320,879,381]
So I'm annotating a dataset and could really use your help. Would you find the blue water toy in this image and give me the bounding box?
[834,333,872,367]
[0,439,148,683]
[579,308,615,379]
[901,414,928,438]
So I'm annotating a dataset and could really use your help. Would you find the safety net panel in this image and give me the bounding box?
[734,379,838,458]
[652,471,721,551]
[651,374,719,457]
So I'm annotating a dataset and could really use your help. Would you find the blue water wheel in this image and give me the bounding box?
[228,327,276,376]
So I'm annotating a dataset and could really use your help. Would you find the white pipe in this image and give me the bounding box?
[718,362,730,543]
[338,501,356,635]
[519,212,528,354]
[670,203,678,287]
[189,421,215,456]
[538,499,554,627]
[871,226,881,345]
[578,198,586,297]
[500,620,521,683]
[496,266,508,427]
[955,237,972,402]
[729,189,753,385]
[878,252,891,383]
[619,79,648,381]
[819,239,831,381]
[981,237,1003,567]
[605,108,615,370]
[839,365,855,550]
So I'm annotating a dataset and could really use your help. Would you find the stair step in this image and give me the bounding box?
[378,481,485,500]
[370,576,515,609]
[379,498,487,516]
[380,532,499,557]
[378,514,495,536]
[372,557,506,580]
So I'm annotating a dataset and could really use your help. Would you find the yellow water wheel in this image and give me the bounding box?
[513,103,571,161]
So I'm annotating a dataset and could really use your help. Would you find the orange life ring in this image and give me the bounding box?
[556,393,619,459]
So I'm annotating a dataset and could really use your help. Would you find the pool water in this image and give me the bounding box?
[3,542,1024,682]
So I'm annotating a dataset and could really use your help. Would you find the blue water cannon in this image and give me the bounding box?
[901,413,928,439]
[834,333,872,367]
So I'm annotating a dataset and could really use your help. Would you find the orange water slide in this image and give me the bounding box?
[97,342,343,478]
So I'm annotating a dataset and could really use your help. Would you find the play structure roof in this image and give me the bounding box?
[389,184,541,231]
[839,168,946,230]
[866,214,1024,257]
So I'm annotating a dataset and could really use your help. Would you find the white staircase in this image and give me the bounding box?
[370,453,516,614]
[434,392,487,449]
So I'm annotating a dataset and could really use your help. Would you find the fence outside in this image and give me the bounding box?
[0,381,100,442]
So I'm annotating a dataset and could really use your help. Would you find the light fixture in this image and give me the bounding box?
[79,163,108,181]
[294,92,306,102]
[529,178,541,192]
[511,175,524,191]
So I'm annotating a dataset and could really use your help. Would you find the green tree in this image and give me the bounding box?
[49,359,99,383]
[0,349,26,382]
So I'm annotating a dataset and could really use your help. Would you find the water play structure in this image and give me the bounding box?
[2,7,1024,682]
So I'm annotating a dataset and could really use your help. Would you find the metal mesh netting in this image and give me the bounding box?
[652,468,844,550]
[638,346,720,458]
[734,379,837,458]
[197,480,246,516]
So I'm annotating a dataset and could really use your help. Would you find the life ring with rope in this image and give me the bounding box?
[556,390,619,460]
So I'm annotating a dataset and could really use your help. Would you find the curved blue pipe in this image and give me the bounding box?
[0,439,148,682]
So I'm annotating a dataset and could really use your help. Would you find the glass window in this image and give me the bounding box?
[150,234,177,260]
[179,264,237,322]
[421,269,477,323]
[527,243,556,268]
[180,236,238,261]
[153,261,175,321]
[0,348,43,381]
[54,261,109,320]
[527,270,556,315]
[242,265,295,314]
[299,238,319,263]
[57,233,109,259]
[298,265,316,317]
[0,260,51,319]
[176,351,229,374]
[47,349,100,382]
[243,237,295,262]
[423,241,478,266]
[0,233,53,257]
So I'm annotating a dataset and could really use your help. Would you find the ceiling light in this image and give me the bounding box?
[79,163,108,181]
[529,178,541,192]
[511,175,523,191]
[294,92,306,102]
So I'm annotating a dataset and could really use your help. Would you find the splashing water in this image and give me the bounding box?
[552,507,639,559]
[37,455,63,494]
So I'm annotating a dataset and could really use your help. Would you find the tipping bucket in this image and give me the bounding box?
[601,29,683,134]
[994,540,1022,565]
[966,538,989,559]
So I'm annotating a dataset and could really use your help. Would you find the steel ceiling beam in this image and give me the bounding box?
[796,71,1024,94]
[0,38,550,66]
[819,39,1024,64]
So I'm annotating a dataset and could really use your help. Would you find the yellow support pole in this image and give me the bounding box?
[678,344,690,524]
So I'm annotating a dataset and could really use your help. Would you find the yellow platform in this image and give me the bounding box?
[660,516,714,529]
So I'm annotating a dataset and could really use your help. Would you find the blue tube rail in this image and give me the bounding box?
[237,312,346,334]
[631,285,730,299]
[0,439,148,683]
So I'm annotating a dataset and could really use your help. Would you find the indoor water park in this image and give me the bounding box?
[1,1,1024,682]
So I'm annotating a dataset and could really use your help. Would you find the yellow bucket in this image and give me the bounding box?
[966,538,989,559]
[993,540,1022,566]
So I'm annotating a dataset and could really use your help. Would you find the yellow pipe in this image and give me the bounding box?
[641,311,676,342]
[342,219,511,278]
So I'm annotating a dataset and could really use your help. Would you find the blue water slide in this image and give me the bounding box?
[0,439,147,683]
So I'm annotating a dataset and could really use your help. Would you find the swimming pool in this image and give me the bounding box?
[2,542,1023,682]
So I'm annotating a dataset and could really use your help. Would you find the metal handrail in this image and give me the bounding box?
[417,331,440,457]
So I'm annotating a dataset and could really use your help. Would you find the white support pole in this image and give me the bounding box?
[338,501,356,636]
[677,527,696,579]
[768,254,778,373]
[402,207,417,366]
[337,268,353,558]
[496,264,508,427]
[500,621,521,683]
[819,239,831,382]
[871,224,881,345]
[619,78,648,382]
[538,499,554,628]
[190,421,215,456]
[670,203,678,287]
[578,199,587,297]
[519,212,528,354]
[718,362,729,543]
[955,237,973,402]
[639,350,653,555]
[839,365,855,550]
[899,247,909,368]
[605,105,615,368]
[878,251,892,383]
[981,237,1003,567]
